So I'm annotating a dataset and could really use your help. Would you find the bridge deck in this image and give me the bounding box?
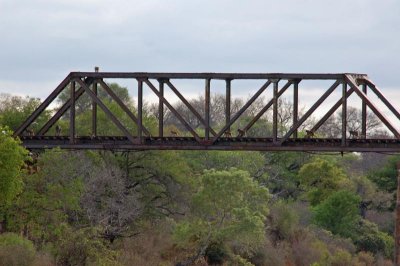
[20,136,400,152]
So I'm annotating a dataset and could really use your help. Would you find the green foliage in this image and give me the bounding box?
[174,169,270,256]
[5,149,85,243]
[268,201,299,241]
[0,94,50,131]
[352,220,394,258]
[368,155,400,193]
[0,127,29,206]
[0,233,35,266]
[182,150,266,177]
[58,82,132,115]
[53,224,119,266]
[204,242,228,265]
[58,82,158,136]
[329,249,352,266]
[0,232,35,251]
[298,158,348,206]
[313,190,361,238]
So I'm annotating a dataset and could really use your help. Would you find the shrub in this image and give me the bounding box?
[267,201,299,243]
[313,190,361,238]
[329,249,352,266]
[0,233,35,266]
[355,251,374,266]
[352,220,394,258]
[204,242,227,265]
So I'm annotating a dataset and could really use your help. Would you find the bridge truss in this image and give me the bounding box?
[14,72,400,152]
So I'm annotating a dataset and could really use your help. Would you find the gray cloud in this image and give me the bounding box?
[0,0,399,100]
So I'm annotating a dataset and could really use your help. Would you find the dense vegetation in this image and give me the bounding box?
[0,86,398,265]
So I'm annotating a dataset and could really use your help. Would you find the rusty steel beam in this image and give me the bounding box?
[92,80,98,137]
[138,79,143,142]
[165,80,216,136]
[226,79,231,132]
[70,72,358,80]
[280,80,341,144]
[362,83,367,139]
[345,75,400,139]
[19,136,400,152]
[205,79,211,140]
[311,87,355,133]
[70,80,75,144]
[293,80,299,138]
[37,86,85,136]
[212,80,272,143]
[14,74,72,137]
[143,79,201,142]
[241,80,293,134]
[364,78,400,121]
[158,79,164,138]
[75,79,137,143]
[342,82,347,146]
[98,80,150,136]
[272,79,279,142]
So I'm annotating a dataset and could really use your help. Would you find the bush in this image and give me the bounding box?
[355,251,374,266]
[246,240,286,266]
[0,233,35,266]
[53,225,118,266]
[204,242,227,265]
[313,190,361,238]
[267,201,299,242]
[352,220,394,258]
[329,249,352,266]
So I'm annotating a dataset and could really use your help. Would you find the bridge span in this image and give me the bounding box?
[14,72,400,152]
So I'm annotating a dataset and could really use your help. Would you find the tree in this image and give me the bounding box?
[173,169,270,264]
[313,190,361,238]
[0,94,50,132]
[0,127,28,207]
[352,220,394,258]
[318,107,382,138]
[367,155,400,193]
[4,149,85,243]
[57,82,132,116]
[263,151,312,200]
[297,158,348,206]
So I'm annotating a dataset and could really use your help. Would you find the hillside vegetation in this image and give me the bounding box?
[0,86,397,265]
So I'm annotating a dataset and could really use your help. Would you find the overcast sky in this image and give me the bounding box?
[1,0,399,105]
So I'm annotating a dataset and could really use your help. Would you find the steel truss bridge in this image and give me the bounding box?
[14,72,400,152]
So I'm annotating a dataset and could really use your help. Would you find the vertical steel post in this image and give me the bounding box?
[362,83,367,139]
[342,82,347,146]
[272,79,279,142]
[293,80,299,138]
[395,162,400,264]
[138,79,143,142]
[205,79,211,140]
[70,80,75,144]
[159,80,164,138]
[226,79,231,132]
[92,80,97,137]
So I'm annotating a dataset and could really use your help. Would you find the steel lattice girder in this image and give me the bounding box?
[13,72,400,152]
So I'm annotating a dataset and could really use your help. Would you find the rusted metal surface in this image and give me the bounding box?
[18,136,400,152]
[293,80,299,138]
[158,80,164,138]
[70,80,75,144]
[13,72,400,152]
[341,82,347,147]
